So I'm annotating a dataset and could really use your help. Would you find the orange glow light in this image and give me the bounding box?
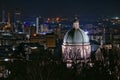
[33,33,37,37]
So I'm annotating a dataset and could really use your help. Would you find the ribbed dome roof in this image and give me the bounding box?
[63,18,90,45]
[63,28,89,45]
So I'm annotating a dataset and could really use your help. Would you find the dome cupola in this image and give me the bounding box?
[63,19,89,45]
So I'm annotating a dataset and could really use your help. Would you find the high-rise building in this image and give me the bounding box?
[2,10,5,23]
[36,16,44,34]
[14,8,23,32]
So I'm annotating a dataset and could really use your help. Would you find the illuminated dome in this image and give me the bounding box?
[63,28,89,45]
[62,19,91,67]
[63,19,89,45]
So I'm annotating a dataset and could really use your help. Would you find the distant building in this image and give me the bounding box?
[14,8,23,32]
[36,16,44,33]
[54,25,61,39]
[46,33,56,48]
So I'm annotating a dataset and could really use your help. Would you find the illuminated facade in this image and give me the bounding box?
[46,33,56,48]
[62,19,91,66]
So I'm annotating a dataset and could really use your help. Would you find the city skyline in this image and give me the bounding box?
[0,0,120,18]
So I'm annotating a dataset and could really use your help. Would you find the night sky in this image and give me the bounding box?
[0,0,120,18]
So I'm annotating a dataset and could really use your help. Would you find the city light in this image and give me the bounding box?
[115,16,119,19]
[4,58,9,61]
[85,31,88,34]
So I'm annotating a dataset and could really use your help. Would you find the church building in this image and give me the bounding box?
[62,19,91,67]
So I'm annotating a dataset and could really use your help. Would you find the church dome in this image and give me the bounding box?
[63,19,89,45]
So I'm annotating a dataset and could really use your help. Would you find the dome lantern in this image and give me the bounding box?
[73,18,79,29]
